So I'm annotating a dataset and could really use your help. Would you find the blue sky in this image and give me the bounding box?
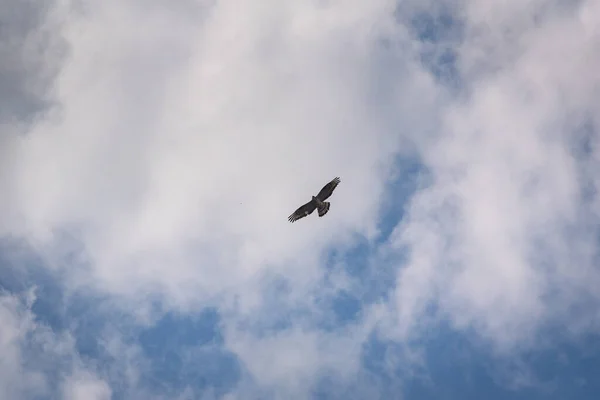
[2,0,600,399]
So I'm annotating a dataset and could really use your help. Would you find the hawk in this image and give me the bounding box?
[288,177,341,223]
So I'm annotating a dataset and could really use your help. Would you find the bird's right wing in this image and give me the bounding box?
[316,177,341,201]
[288,199,317,223]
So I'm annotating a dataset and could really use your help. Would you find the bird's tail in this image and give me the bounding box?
[317,202,330,217]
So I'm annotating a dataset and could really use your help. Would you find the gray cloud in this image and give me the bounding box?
[0,0,66,125]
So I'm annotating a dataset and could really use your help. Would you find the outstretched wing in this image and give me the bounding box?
[316,177,341,201]
[288,199,317,223]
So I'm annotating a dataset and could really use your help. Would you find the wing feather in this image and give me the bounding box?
[316,177,341,201]
[288,199,317,223]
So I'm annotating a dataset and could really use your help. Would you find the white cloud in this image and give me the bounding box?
[226,322,368,397]
[62,372,112,400]
[4,0,433,309]
[385,0,600,351]
[0,291,48,399]
[2,0,600,396]
[2,0,436,394]
[0,290,112,399]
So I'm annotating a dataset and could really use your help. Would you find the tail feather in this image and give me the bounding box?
[317,201,330,217]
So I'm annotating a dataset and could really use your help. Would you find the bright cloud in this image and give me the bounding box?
[0,290,111,399]
[1,0,600,398]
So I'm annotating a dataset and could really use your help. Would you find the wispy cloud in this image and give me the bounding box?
[1,0,600,398]
[0,289,112,400]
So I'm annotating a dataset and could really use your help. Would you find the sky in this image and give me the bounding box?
[1,0,600,399]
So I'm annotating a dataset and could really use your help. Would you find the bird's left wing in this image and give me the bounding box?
[288,199,317,223]
[316,177,341,201]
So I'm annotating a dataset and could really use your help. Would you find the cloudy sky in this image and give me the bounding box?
[1,0,600,398]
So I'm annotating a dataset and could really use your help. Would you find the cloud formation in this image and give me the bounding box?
[387,0,600,351]
[0,290,112,400]
[1,0,600,398]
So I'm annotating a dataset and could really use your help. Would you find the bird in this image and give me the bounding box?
[288,177,341,223]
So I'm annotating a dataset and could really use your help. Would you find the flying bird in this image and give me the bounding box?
[288,177,341,223]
